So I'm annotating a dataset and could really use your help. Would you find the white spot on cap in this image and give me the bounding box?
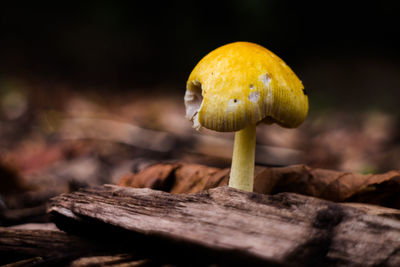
[248,91,260,103]
[226,98,240,112]
[260,73,271,88]
[259,73,273,113]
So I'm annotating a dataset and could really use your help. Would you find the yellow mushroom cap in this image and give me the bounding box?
[184,41,308,132]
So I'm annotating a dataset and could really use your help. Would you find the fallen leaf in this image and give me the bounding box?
[119,163,180,191]
[119,163,400,209]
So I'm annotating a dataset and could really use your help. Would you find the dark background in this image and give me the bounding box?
[1,1,400,111]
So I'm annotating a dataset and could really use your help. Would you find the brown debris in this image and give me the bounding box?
[119,162,400,209]
[267,165,400,207]
[70,255,151,267]
[49,185,400,266]
[119,163,181,191]
[0,227,117,265]
[2,257,44,267]
[119,163,228,194]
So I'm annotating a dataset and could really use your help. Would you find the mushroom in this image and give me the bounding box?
[184,42,308,192]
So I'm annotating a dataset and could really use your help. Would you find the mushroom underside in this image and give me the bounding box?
[184,80,203,130]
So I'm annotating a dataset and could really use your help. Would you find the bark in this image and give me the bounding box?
[49,185,400,266]
[0,227,123,265]
[2,257,44,267]
[70,255,152,267]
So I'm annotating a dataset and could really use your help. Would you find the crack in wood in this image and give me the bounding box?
[47,185,400,266]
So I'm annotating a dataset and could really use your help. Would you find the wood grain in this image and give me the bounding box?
[0,227,129,265]
[49,185,400,266]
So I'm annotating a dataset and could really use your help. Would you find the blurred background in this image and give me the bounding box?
[2,1,400,108]
[1,1,400,212]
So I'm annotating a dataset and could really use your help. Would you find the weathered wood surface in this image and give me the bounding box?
[2,256,44,267]
[0,227,174,266]
[0,227,124,265]
[70,255,151,267]
[49,185,400,266]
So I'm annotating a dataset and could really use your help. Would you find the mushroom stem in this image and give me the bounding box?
[229,124,256,192]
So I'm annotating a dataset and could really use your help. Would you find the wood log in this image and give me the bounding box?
[70,255,151,267]
[0,227,125,265]
[1,257,44,267]
[49,185,400,266]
